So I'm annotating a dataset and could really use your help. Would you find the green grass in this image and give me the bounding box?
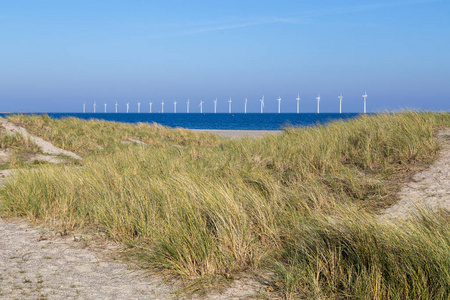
[277,209,450,299]
[0,129,42,169]
[6,114,221,157]
[0,130,40,153]
[1,111,449,299]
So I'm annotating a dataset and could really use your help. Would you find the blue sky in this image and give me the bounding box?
[0,0,449,113]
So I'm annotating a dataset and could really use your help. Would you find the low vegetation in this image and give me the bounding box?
[0,129,42,169]
[6,114,220,157]
[1,112,449,299]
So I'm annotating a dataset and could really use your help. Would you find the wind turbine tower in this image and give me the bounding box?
[149,102,152,113]
[213,98,217,113]
[338,94,343,114]
[277,96,281,114]
[115,102,118,113]
[316,94,321,114]
[137,102,141,113]
[126,102,129,113]
[104,102,107,113]
[296,94,300,114]
[244,98,247,114]
[161,101,164,113]
[199,101,204,113]
[260,96,264,113]
[362,91,368,114]
[228,98,232,113]
[174,101,177,113]
[93,102,96,113]
[187,99,190,113]
[83,103,86,113]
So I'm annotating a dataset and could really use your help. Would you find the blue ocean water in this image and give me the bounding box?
[0,113,362,130]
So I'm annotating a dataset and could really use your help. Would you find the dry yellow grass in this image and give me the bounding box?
[1,111,449,299]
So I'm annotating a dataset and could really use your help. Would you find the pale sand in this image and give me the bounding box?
[0,220,264,299]
[192,129,282,139]
[0,118,82,160]
[382,128,450,219]
[0,120,266,299]
[2,118,448,298]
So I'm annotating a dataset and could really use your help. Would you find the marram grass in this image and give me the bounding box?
[6,114,221,157]
[277,209,450,299]
[0,129,42,169]
[1,111,449,299]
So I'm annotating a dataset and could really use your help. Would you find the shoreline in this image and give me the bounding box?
[191,129,282,139]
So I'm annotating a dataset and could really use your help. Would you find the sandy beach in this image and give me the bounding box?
[192,129,282,139]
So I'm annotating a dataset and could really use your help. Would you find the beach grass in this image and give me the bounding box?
[6,114,221,157]
[1,111,449,298]
[0,128,42,169]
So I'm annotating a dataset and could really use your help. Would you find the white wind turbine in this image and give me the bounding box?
[126,102,129,113]
[93,101,96,113]
[199,101,204,113]
[115,101,118,113]
[137,102,141,113]
[244,98,247,114]
[104,102,107,113]
[296,94,300,114]
[149,102,152,113]
[316,94,321,114]
[213,98,217,113]
[260,95,265,113]
[161,100,164,113]
[173,101,177,113]
[83,103,86,113]
[338,94,343,114]
[228,97,232,113]
[362,91,368,114]
[187,99,190,114]
[277,96,281,114]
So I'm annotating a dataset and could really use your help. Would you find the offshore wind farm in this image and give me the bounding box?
[81,92,368,114]
[0,111,361,130]
[51,92,369,130]
[1,2,448,116]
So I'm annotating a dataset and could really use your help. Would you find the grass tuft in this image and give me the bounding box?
[1,111,449,298]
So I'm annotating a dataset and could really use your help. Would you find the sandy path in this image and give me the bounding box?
[0,220,176,299]
[383,128,450,219]
[0,118,82,160]
[0,122,175,299]
[0,122,264,299]
[0,219,263,299]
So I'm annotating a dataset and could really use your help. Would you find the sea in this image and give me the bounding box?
[0,113,362,130]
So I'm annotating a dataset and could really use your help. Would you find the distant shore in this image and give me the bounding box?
[191,129,282,139]
[1,112,362,131]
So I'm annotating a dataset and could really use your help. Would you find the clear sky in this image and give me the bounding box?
[0,0,449,113]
